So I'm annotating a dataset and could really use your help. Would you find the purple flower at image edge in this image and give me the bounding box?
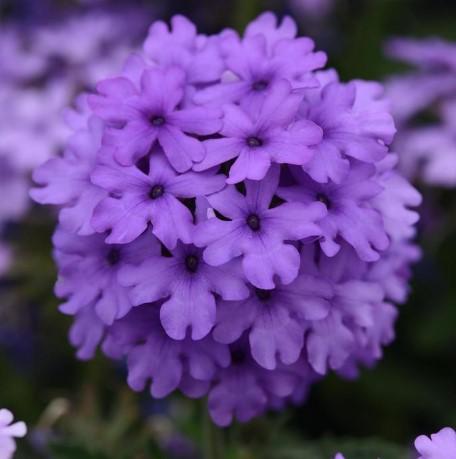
[0,409,26,459]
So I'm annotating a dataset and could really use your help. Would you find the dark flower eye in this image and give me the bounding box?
[185,254,199,273]
[255,288,272,301]
[149,184,165,199]
[316,192,331,209]
[150,115,165,126]
[246,214,261,231]
[106,248,121,266]
[230,349,246,364]
[252,80,269,91]
[246,136,263,147]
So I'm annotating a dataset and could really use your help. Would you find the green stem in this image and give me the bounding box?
[204,407,224,459]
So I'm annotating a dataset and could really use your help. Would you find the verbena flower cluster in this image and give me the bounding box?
[386,37,456,187]
[32,12,420,426]
[0,409,26,459]
[0,6,149,275]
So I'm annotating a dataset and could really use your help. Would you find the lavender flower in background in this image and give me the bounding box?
[334,426,456,459]
[0,6,150,227]
[415,427,456,459]
[0,158,29,224]
[386,37,456,188]
[290,0,335,19]
[0,409,26,459]
[32,11,420,426]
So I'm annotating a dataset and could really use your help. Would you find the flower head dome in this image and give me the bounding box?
[32,12,420,426]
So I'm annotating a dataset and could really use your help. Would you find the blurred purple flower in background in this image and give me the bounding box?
[415,427,456,459]
[386,37,456,188]
[0,4,151,285]
[290,0,335,19]
[337,426,456,459]
[32,12,420,426]
[0,409,26,459]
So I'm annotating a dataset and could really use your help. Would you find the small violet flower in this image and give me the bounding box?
[415,427,456,459]
[89,66,222,172]
[0,409,26,459]
[194,166,326,289]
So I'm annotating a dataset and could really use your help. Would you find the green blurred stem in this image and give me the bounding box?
[204,409,224,459]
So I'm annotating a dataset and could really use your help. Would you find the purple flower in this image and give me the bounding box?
[386,37,456,72]
[385,37,456,187]
[372,154,422,242]
[415,427,456,459]
[0,26,45,83]
[208,345,312,426]
[385,37,456,123]
[301,75,396,184]
[31,97,107,235]
[119,242,249,340]
[195,166,326,288]
[194,13,326,108]
[291,0,335,19]
[54,227,159,325]
[0,158,29,223]
[278,163,389,261]
[104,305,230,399]
[194,80,322,183]
[0,7,150,172]
[143,15,224,85]
[31,12,420,427]
[69,305,105,360]
[90,152,225,247]
[300,245,395,375]
[394,102,456,187]
[367,241,420,304]
[244,11,298,50]
[0,409,26,459]
[213,275,330,370]
[89,66,222,172]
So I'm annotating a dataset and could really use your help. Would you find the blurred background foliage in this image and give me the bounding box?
[1,0,456,458]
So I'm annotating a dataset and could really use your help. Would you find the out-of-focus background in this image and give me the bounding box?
[1,0,456,458]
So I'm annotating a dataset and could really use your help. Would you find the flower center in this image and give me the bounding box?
[149,184,164,200]
[246,136,263,148]
[246,214,261,231]
[255,288,272,301]
[252,80,268,91]
[106,248,121,266]
[316,192,331,209]
[185,255,199,273]
[150,115,165,127]
[231,349,246,364]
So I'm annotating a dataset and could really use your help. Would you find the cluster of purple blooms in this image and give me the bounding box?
[32,12,421,426]
[386,37,456,187]
[0,6,149,275]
